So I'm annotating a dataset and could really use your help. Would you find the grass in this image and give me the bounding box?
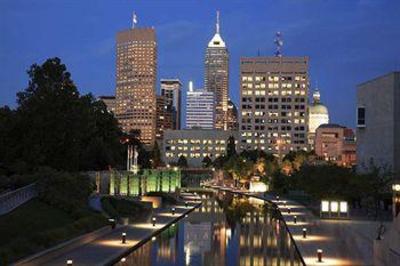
[0,198,107,264]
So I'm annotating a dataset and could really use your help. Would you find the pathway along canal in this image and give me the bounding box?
[115,191,304,266]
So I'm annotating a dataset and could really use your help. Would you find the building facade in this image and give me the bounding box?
[163,129,238,167]
[161,79,182,130]
[239,56,309,157]
[155,95,173,140]
[308,89,329,149]
[204,11,229,130]
[98,96,116,114]
[226,100,238,131]
[314,124,356,167]
[356,72,400,178]
[115,27,157,145]
[186,83,215,130]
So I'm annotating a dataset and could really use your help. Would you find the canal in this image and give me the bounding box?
[115,191,304,266]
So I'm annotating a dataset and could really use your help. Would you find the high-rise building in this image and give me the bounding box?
[239,56,309,156]
[161,79,182,129]
[356,72,400,178]
[155,95,173,140]
[98,95,116,114]
[186,82,215,129]
[204,11,229,130]
[308,89,329,149]
[115,26,157,145]
[226,100,238,131]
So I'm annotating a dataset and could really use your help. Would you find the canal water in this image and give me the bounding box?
[115,192,304,266]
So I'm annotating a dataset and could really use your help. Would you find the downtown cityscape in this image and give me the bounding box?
[0,1,400,266]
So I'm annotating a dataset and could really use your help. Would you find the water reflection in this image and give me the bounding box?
[115,192,303,266]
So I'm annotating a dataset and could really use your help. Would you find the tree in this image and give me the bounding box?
[202,156,212,168]
[226,135,236,158]
[1,58,124,172]
[177,155,188,168]
[151,141,162,168]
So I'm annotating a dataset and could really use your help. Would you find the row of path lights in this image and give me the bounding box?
[275,195,324,264]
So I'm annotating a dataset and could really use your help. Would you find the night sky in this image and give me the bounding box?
[1,0,399,128]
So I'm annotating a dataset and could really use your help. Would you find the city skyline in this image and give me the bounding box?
[1,0,400,129]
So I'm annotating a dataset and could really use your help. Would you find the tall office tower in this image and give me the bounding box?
[98,95,116,114]
[186,82,215,129]
[226,100,238,131]
[115,23,157,145]
[357,72,400,179]
[308,89,329,149]
[160,79,182,129]
[204,11,229,130]
[155,95,173,140]
[239,56,309,157]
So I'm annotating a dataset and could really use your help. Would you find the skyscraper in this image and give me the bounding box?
[204,11,229,130]
[161,79,182,129]
[155,95,173,140]
[239,56,309,156]
[115,23,157,145]
[186,82,215,129]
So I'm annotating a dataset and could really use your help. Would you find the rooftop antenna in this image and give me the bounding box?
[216,10,220,34]
[274,32,283,57]
[132,12,138,29]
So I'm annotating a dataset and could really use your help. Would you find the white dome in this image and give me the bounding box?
[309,103,329,115]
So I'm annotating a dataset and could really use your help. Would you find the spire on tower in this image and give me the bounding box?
[216,10,220,34]
[274,32,283,57]
[132,12,138,29]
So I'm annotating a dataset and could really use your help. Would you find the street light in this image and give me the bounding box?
[121,257,126,263]
[152,217,157,227]
[276,195,280,202]
[108,218,116,229]
[66,260,73,265]
[302,228,307,239]
[317,249,323,262]
[171,207,176,215]
[121,232,127,244]
[185,202,188,208]
[287,207,291,214]
[294,215,297,224]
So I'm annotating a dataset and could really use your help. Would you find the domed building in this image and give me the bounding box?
[308,89,329,149]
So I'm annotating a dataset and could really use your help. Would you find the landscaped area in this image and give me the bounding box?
[0,198,107,264]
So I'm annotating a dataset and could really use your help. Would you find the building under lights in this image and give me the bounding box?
[155,95,173,140]
[186,82,216,130]
[204,11,230,130]
[115,26,157,145]
[308,89,329,149]
[162,129,238,167]
[98,95,116,114]
[161,79,182,130]
[239,56,310,156]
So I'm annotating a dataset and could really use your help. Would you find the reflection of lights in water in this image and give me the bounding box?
[185,247,191,265]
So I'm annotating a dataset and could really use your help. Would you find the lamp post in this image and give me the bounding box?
[317,249,323,262]
[276,195,280,202]
[287,207,291,214]
[108,218,116,229]
[185,202,188,208]
[302,228,307,239]
[121,232,127,244]
[121,257,126,263]
[66,260,73,265]
[171,207,176,215]
[152,217,157,227]
[294,215,297,224]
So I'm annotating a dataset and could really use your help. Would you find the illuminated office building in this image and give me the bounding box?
[161,79,182,130]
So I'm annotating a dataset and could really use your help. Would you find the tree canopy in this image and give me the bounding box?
[0,58,124,173]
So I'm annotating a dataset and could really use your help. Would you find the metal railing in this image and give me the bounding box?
[0,183,37,215]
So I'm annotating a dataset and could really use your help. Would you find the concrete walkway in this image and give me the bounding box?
[208,185,381,266]
[17,200,200,266]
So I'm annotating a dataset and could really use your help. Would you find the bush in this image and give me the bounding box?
[36,167,95,213]
[101,197,147,218]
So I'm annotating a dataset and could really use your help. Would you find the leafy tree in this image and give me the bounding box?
[226,135,237,158]
[202,156,212,168]
[1,58,124,172]
[151,141,162,168]
[177,155,188,168]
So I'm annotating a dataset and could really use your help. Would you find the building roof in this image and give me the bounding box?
[318,123,346,129]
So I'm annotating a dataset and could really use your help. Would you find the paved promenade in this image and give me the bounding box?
[209,185,382,266]
[17,198,200,266]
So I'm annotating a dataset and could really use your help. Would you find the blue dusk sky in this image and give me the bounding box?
[1,0,399,128]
